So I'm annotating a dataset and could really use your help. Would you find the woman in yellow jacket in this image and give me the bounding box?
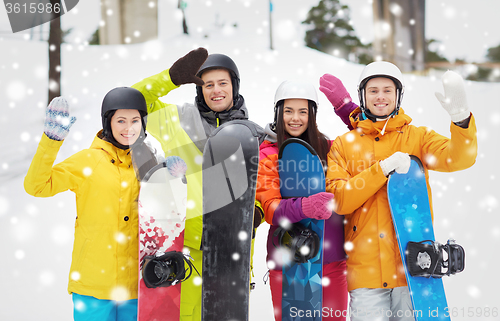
[324,62,477,321]
[24,87,153,321]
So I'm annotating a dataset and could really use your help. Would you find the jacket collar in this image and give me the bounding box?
[351,107,412,136]
[93,130,131,165]
[197,95,249,127]
[263,123,277,143]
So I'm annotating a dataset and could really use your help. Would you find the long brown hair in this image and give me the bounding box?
[276,100,330,167]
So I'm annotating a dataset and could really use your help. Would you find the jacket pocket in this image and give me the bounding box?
[72,238,91,278]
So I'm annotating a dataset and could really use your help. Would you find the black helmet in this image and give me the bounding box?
[101,87,148,149]
[195,54,241,110]
[196,53,239,79]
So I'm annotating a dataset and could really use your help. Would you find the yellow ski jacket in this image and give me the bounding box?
[24,133,139,300]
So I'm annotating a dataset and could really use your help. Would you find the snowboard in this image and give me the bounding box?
[136,156,189,321]
[278,138,325,321]
[387,155,450,321]
[201,120,260,321]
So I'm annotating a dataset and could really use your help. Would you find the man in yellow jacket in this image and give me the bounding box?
[324,62,477,321]
[132,48,265,320]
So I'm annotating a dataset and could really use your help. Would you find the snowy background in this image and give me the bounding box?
[1,0,500,320]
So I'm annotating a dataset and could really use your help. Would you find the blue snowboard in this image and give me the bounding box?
[278,138,325,321]
[387,156,450,321]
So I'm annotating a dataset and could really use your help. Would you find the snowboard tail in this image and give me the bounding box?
[278,138,325,321]
[388,155,458,321]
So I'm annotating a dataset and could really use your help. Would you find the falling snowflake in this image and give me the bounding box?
[14,249,25,260]
[467,285,481,298]
[6,81,27,101]
[110,286,130,301]
[70,271,81,281]
[39,270,56,286]
[299,245,310,256]
[479,195,498,212]
[238,230,248,241]
[344,241,354,252]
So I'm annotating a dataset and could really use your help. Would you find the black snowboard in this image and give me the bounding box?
[201,120,260,321]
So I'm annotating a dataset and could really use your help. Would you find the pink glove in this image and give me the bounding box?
[319,74,352,111]
[301,192,334,220]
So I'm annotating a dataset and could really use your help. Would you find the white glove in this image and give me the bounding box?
[380,152,411,177]
[435,70,470,123]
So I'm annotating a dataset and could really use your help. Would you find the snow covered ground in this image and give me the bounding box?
[1,7,500,321]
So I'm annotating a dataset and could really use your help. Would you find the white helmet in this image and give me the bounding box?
[274,80,319,106]
[357,61,405,121]
[272,80,318,131]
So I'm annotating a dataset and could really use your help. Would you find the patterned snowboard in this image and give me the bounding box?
[137,157,188,321]
[387,155,450,321]
[278,138,325,321]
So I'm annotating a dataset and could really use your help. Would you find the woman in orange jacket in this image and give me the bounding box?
[256,79,356,320]
[324,62,478,321]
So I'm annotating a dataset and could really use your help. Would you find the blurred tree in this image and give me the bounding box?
[302,0,369,62]
[466,67,491,82]
[486,43,500,62]
[89,28,100,45]
[425,39,448,63]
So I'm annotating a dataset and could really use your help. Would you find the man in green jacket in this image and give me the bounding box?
[132,48,265,320]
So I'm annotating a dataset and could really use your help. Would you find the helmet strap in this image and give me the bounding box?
[359,88,400,123]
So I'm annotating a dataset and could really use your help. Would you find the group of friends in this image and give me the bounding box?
[24,47,477,321]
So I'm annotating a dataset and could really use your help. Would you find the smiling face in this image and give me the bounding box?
[282,99,309,137]
[364,77,397,117]
[201,69,234,112]
[110,109,142,146]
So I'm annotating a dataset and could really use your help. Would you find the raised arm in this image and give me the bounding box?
[132,47,208,113]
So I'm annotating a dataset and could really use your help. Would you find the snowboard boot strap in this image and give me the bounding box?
[443,239,465,276]
[407,240,442,278]
[406,239,465,278]
[142,251,199,288]
[273,223,320,263]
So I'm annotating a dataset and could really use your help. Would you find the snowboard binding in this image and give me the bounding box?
[406,239,465,278]
[142,251,198,288]
[273,223,320,263]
